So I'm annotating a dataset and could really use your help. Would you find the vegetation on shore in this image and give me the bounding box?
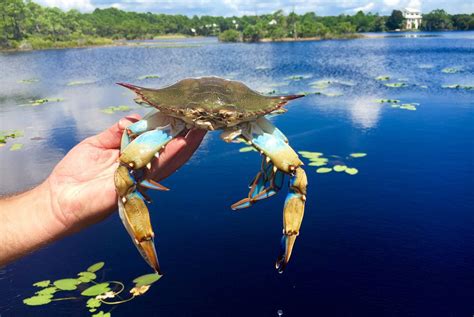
[1,0,473,49]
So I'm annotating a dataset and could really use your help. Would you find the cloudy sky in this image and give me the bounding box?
[33,0,474,16]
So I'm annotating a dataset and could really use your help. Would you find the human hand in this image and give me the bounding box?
[45,114,207,234]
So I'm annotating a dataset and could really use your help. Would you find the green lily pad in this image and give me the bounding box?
[375,99,400,104]
[441,84,474,90]
[23,295,53,306]
[298,151,323,158]
[384,82,408,88]
[9,143,23,151]
[28,98,64,106]
[87,262,105,272]
[92,311,111,317]
[54,278,80,291]
[78,271,97,283]
[375,75,390,81]
[308,161,327,167]
[101,105,132,114]
[350,153,367,158]
[310,80,331,89]
[35,287,58,296]
[87,298,102,309]
[81,283,111,296]
[441,67,461,74]
[133,273,162,287]
[67,80,96,86]
[33,280,51,288]
[18,79,39,84]
[138,74,160,80]
[333,165,347,172]
[400,104,417,111]
[316,167,332,174]
[345,167,359,175]
[285,74,312,81]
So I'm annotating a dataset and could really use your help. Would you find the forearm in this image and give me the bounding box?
[0,181,66,266]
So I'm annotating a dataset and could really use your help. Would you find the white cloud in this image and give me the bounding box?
[35,0,95,11]
[352,2,375,12]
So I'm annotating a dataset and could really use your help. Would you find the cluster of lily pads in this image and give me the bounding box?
[0,129,24,151]
[138,74,160,80]
[298,151,366,175]
[441,84,473,90]
[441,67,462,74]
[27,98,64,106]
[238,147,365,176]
[23,261,161,317]
[18,78,39,84]
[101,105,133,114]
[375,99,418,111]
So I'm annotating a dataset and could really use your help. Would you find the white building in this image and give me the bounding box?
[402,8,422,30]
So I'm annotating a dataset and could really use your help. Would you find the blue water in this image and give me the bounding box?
[0,33,473,316]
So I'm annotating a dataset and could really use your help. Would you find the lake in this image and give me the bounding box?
[0,32,473,316]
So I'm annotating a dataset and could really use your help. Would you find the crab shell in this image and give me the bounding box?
[118,76,304,130]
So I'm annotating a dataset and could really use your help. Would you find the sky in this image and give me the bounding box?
[33,0,474,16]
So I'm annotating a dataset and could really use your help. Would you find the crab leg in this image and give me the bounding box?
[230,117,307,273]
[115,114,186,273]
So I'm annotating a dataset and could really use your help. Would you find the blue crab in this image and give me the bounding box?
[115,77,307,274]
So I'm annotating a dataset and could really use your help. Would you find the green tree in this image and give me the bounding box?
[218,29,241,42]
[386,10,404,30]
[422,9,453,30]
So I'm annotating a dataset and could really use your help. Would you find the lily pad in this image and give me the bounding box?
[133,273,162,287]
[81,283,111,296]
[101,105,132,114]
[308,161,327,167]
[138,74,160,80]
[35,287,58,296]
[350,153,367,158]
[23,295,52,306]
[400,104,417,111]
[28,98,64,106]
[92,311,111,317]
[285,74,312,81]
[316,167,332,174]
[87,262,105,272]
[18,79,39,84]
[441,67,461,74]
[375,75,390,81]
[298,151,323,157]
[345,167,359,175]
[67,80,96,86]
[441,84,474,90]
[33,280,51,288]
[384,82,408,88]
[310,80,331,89]
[9,143,23,151]
[375,99,400,104]
[333,165,347,172]
[78,271,97,283]
[54,278,80,291]
[87,298,102,310]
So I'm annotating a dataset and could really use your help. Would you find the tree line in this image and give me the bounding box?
[1,0,473,48]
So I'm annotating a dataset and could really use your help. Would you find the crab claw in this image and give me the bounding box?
[276,167,307,273]
[118,191,161,273]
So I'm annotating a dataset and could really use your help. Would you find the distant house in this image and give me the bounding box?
[402,8,422,30]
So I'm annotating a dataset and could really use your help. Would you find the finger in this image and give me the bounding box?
[147,128,207,181]
[87,114,141,149]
